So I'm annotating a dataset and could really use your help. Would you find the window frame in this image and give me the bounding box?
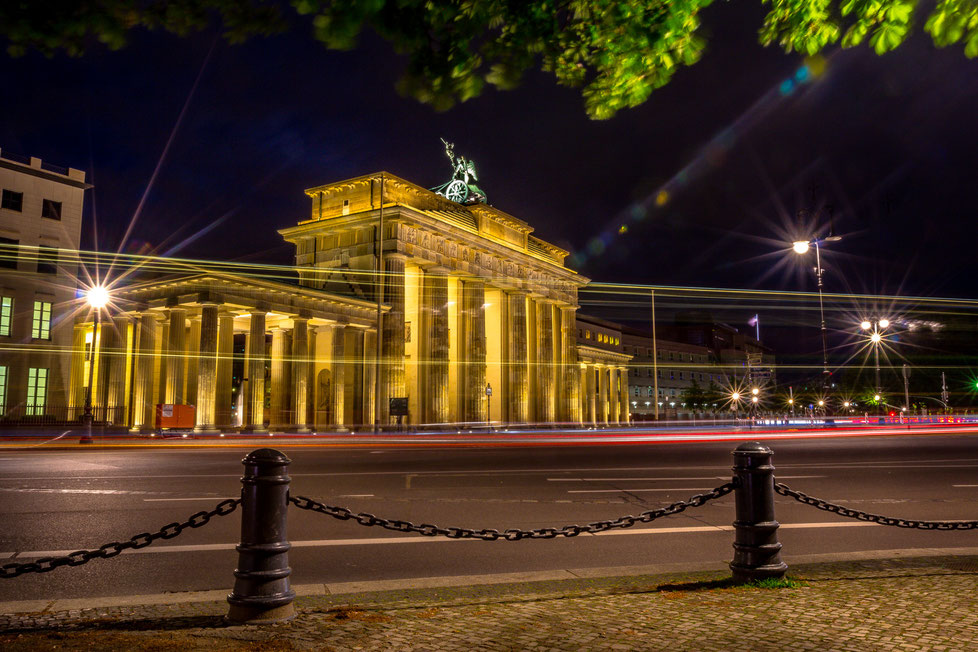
[1,189,24,212]
[32,300,52,340]
[0,296,11,336]
[26,367,48,416]
[41,199,62,221]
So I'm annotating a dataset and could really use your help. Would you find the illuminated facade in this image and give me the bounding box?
[575,314,632,426]
[279,172,592,428]
[58,171,602,431]
[0,150,89,420]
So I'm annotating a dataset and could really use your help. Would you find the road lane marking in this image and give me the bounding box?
[953,485,978,487]
[338,494,375,498]
[549,475,824,482]
[5,521,883,558]
[0,487,157,495]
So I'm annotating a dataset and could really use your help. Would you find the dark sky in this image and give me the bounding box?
[2,1,976,309]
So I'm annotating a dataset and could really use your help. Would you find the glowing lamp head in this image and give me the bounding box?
[870,332,882,343]
[731,392,740,401]
[843,401,850,408]
[860,320,872,330]
[86,285,109,309]
[818,400,824,406]
[751,387,759,396]
[874,394,881,401]
[788,398,794,405]
[878,318,890,329]
[792,240,810,254]
[751,396,759,403]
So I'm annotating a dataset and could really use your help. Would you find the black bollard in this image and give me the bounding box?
[729,441,788,583]
[226,448,296,624]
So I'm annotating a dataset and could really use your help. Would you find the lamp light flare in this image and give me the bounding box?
[751,387,759,395]
[87,285,109,308]
[874,394,881,401]
[870,332,882,343]
[878,318,890,329]
[792,240,810,254]
[860,320,872,330]
[751,396,759,403]
[731,392,740,401]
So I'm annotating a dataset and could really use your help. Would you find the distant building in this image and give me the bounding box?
[0,149,90,420]
[575,314,631,426]
[675,312,776,388]
[621,325,713,420]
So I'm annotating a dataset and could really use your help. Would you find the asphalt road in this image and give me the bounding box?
[2,430,978,601]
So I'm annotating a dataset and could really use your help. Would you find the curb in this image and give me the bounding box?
[4,546,978,616]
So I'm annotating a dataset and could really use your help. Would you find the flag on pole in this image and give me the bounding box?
[747,314,760,341]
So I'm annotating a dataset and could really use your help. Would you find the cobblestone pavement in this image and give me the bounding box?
[3,556,978,651]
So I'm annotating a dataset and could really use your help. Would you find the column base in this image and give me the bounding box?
[239,426,269,434]
[293,427,311,434]
[193,426,221,435]
[225,601,295,625]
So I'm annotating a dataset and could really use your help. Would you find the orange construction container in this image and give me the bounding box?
[155,404,196,430]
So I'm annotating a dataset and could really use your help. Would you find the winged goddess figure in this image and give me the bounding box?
[433,138,488,205]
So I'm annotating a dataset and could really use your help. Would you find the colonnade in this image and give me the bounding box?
[579,363,631,427]
[71,304,375,432]
[379,257,586,427]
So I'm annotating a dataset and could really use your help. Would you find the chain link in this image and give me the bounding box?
[775,483,978,530]
[289,482,737,541]
[0,498,240,579]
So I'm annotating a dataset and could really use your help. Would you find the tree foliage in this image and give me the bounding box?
[3,1,977,119]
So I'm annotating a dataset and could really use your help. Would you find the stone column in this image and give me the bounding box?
[559,307,580,425]
[364,330,377,431]
[609,367,620,425]
[68,323,87,419]
[185,315,201,408]
[130,313,158,432]
[215,310,234,429]
[193,303,220,433]
[462,278,487,423]
[291,317,310,433]
[306,327,318,428]
[586,365,597,427]
[507,291,528,424]
[381,253,407,425]
[93,318,114,422]
[269,327,288,430]
[244,310,267,433]
[537,301,555,424]
[618,366,630,425]
[164,307,187,405]
[350,328,365,428]
[422,267,450,425]
[106,315,130,426]
[331,323,346,429]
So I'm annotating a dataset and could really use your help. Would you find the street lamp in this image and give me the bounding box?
[860,318,890,406]
[793,234,842,383]
[80,285,110,444]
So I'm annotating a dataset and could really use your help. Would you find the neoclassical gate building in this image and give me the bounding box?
[68,170,630,431]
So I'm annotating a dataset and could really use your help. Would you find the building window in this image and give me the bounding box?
[0,297,11,336]
[0,236,17,269]
[32,301,52,339]
[42,199,62,220]
[633,387,640,397]
[0,365,6,414]
[26,367,48,415]
[1,189,23,212]
[679,372,684,380]
[37,246,58,274]
[670,371,675,380]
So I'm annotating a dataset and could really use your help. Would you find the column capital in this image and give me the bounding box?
[385,252,409,262]
[426,265,450,275]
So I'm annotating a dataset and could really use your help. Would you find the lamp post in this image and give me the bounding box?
[80,285,109,444]
[860,317,889,409]
[793,235,842,384]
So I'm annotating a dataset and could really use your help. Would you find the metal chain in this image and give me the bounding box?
[289,482,737,541]
[0,498,241,579]
[775,483,978,530]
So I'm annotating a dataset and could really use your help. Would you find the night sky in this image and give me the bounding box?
[2,2,976,308]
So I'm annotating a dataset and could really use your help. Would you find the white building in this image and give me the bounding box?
[0,149,89,420]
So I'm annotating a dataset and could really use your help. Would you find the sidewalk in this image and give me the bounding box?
[3,551,978,650]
